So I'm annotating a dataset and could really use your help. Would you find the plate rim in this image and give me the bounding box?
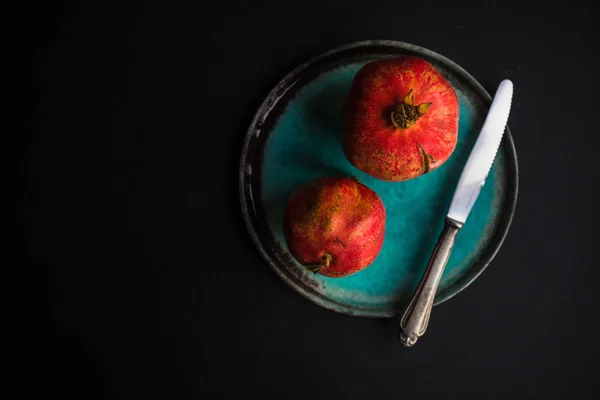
[238,40,519,317]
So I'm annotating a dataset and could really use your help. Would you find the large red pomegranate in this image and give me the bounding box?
[283,177,385,278]
[342,56,459,181]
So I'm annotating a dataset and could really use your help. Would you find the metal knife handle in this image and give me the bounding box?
[399,219,461,346]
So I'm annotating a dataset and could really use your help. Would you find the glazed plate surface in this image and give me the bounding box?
[239,41,518,317]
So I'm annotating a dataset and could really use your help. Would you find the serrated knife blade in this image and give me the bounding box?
[447,79,513,225]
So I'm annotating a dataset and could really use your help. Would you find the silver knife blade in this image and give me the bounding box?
[447,79,513,225]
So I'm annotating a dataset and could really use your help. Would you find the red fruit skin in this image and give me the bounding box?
[283,177,386,278]
[342,56,459,181]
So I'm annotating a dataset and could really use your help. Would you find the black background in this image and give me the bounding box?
[19,1,600,399]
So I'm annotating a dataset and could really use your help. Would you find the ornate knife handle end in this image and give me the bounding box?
[398,331,418,347]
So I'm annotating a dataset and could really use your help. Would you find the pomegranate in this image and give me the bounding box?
[342,56,459,181]
[283,177,386,278]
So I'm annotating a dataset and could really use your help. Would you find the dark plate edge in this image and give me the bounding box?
[238,40,519,317]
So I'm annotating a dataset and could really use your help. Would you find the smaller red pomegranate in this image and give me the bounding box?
[283,177,386,278]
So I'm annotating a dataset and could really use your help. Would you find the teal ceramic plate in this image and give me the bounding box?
[239,41,518,317]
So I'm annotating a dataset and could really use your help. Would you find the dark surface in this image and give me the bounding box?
[19,1,600,399]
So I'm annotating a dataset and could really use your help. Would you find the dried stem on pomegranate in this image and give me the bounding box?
[304,253,332,274]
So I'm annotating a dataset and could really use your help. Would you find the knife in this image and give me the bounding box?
[398,79,514,347]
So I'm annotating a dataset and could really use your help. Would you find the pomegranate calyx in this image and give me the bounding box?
[391,89,432,129]
[304,253,332,274]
